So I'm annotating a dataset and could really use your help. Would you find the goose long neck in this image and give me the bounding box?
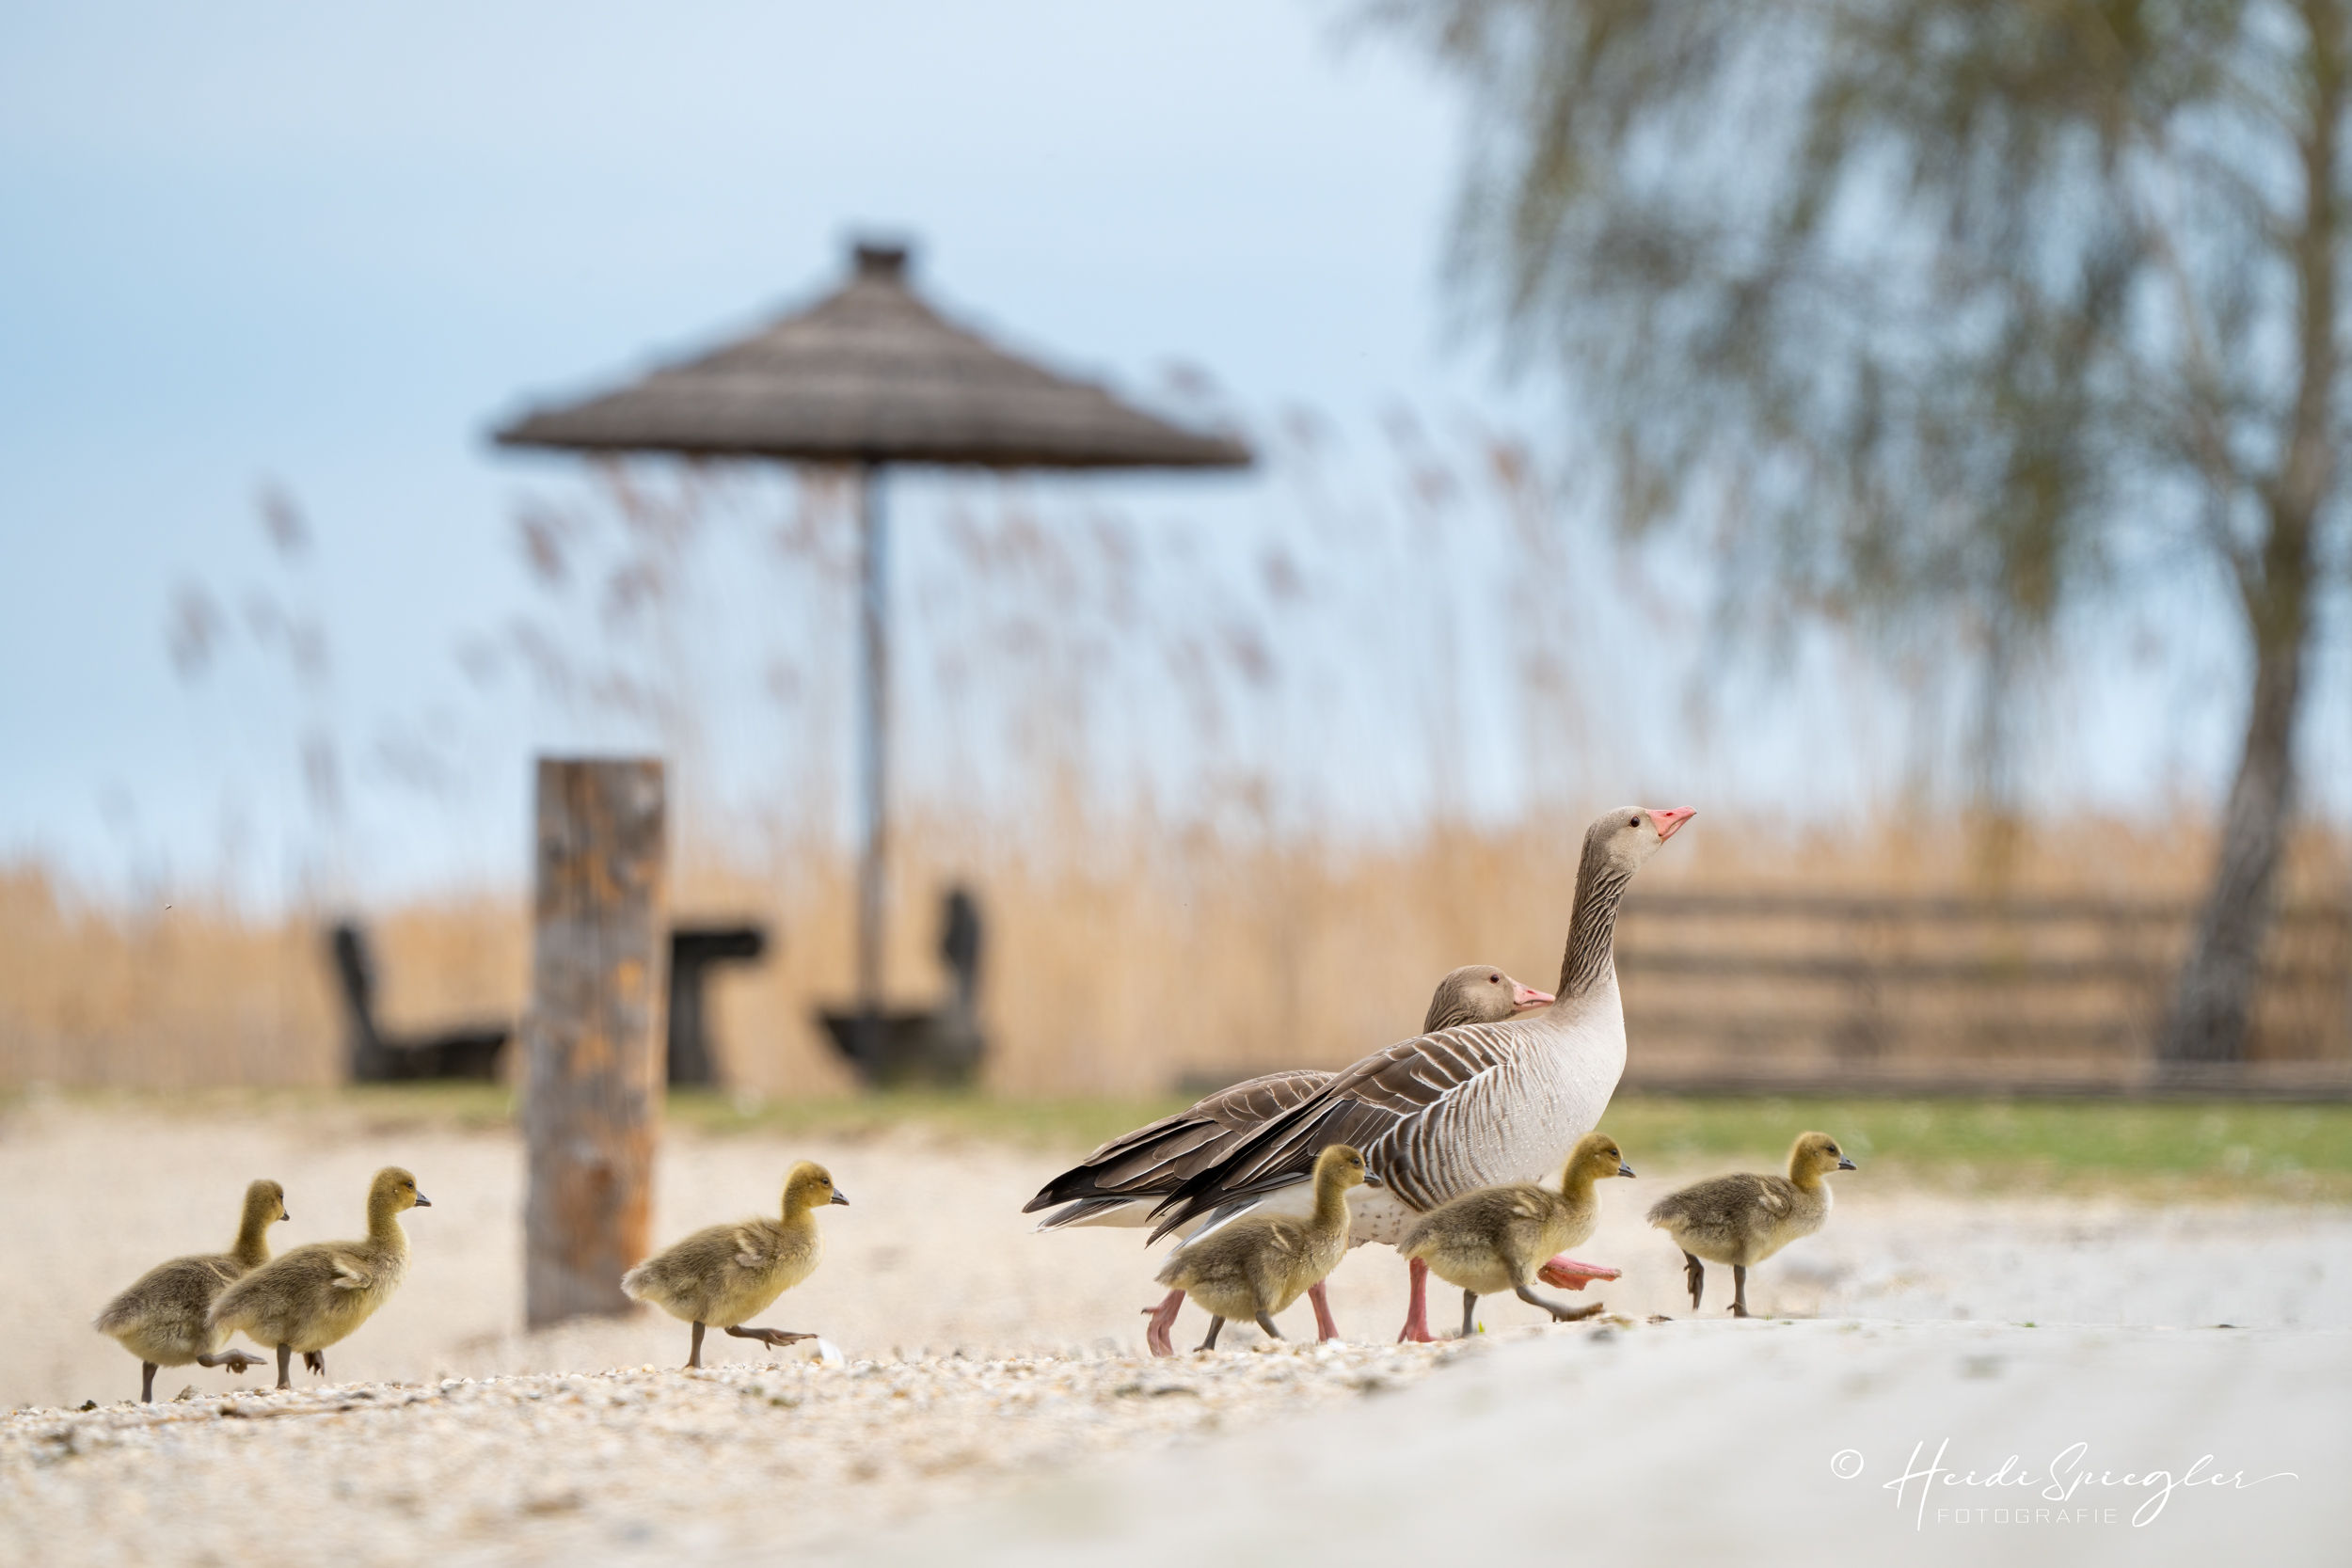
[1556,846,1634,999]
[230,1207,273,1270]
[1311,1172,1353,1230]
[366,1195,408,1249]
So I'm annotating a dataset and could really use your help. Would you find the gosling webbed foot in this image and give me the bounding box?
[302,1351,326,1376]
[1536,1255,1623,1291]
[1142,1289,1184,1358]
[724,1324,817,1353]
[196,1349,264,1373]
[1682,1250,1705,1311]
[1514,1283,1606,1323]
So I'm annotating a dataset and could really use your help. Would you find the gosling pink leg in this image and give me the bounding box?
[1142,1289,1184,1358]
[1308,1278,1340,1342]
[1398,1257,1437,1343]
[1536,1255,1622,1291]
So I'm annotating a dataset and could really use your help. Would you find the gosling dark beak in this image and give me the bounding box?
[412,1194,433,1207]
[1361,1172,1386,1189]
[1836,1157,1857,1171]
[830,1191,850,1205]
[279,1210,292,1221]
[1617,1163,1637,1179]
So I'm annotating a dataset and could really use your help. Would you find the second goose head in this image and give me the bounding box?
[1424,965,1554,1033]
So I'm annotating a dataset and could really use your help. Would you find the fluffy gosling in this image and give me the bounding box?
[208,1166,430,1388]
[1645,1131,1856,1318]
[93,1179,289,1402]
[622,1160,849,1370]
[1398,1131,1635,1337]
[1153,1144,1376,1351]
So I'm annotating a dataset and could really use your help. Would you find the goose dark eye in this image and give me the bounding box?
[1488,974,1501,984]
[1629,816,1640,827]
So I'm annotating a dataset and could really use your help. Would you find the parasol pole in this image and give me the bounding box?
[853,459,889,1076]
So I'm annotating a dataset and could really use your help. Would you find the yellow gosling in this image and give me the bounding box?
[93,1179,289,1403]
[1645,1131,1857,1318]
[1398,1131,1634,1337]
[1153,1144,1375,1351]
[208,1166,430,1388]
[622,1161,849,1370]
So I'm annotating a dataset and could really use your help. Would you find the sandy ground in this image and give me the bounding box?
[4,1099,2349,1564]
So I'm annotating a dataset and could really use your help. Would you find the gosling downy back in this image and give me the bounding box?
[208,1166,429,1359]
[1152,1144,1375,1324]
[620,1160,848,1328]
[94,1179,291,1368]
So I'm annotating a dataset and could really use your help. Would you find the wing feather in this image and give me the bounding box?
[1022,1069,1335,1213]
[1152,1022,1526,1234]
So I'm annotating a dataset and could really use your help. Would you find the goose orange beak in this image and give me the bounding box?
[1647,806,1696,840]
[1512,983,1553,1009]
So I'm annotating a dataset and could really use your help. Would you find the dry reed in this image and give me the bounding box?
[7,810,2344,1097]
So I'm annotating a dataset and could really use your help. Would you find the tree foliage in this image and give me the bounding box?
[1400,0,2349,1057]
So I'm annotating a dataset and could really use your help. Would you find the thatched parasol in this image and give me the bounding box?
[494,242,1251,1078]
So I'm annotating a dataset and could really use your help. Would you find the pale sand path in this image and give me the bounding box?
[813,1320,2349,1568]
[3,1100,2348,1564]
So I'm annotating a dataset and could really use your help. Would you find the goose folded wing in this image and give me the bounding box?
[1151,1025,1519,1235]
[1021,1069,1333,1212]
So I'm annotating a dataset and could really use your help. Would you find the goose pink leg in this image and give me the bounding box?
[1308,1278,1340,1342]
[1398,1257,1437,1342]
[1537,1255,1622,1291]
[1142,1289,1185,1357]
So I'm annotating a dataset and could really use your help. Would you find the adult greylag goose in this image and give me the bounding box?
[1647,1131,1855,1318]
[93,1179,288,1402]
[1148,805,1692,1342]
[1398,1131,1634,1336]
[1024,963,1551,1354]
[1152,1145,1375,1351]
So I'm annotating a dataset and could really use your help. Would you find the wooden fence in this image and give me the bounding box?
[1614,894,2352,1098]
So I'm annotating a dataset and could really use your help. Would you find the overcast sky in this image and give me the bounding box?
[0,1,2325,908]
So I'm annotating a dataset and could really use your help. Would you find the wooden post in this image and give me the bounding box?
[522,757,666,1327]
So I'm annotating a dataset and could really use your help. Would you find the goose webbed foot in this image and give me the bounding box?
[302,1351,326,1377]
[140,1362,157,1404]
[1308,1279,1341,1343]
[1514,1283,1605,1323]
[1729,1264,1752,1319]
[1254,1312,1283,1339]
[1397,1256,1437,1343]
[1460,1288,1478,1339]
[1682,1251,1705,1311]
[1198,1316,1225,1352]
[1142,1289,1184,1358]
[196,1349,264,1374]
[725,1324,817,1354]
[1536,1254,1623,1291]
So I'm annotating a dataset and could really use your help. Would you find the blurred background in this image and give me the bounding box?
[7,0,2352,1101]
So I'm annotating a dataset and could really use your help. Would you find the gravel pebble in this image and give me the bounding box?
[0,1338,1489,1567]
